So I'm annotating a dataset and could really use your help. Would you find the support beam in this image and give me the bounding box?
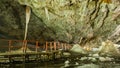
[45,42,48,51]
[61,43,64,50]
[64,43,67,51]
[36,41,39,52]
[54,42,56,50]
[50,42,52,51]
[8,40,12,52]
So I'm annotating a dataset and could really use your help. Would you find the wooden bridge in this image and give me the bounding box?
[0,39,72,63]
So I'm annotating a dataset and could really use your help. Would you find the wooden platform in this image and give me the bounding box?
[0,39,72,63]
[0,50,63,63]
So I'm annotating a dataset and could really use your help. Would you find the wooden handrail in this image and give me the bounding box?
[0,39,71,52]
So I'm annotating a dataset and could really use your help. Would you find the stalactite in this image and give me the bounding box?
[24,6,31,40]
[45,7,49,20]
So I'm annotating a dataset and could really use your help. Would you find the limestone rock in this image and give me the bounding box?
[99,40,120,57]
[16,0,120,44]
[76,64,99,68]
[0,0,120,45]
[70,44,87,55]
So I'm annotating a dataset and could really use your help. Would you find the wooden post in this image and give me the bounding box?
[64,43,66,51]
[66,44,68,50]
[22,41,24,52]
[8,40,12,52]
[50,42,52,51]
[54,42,56,50]
[8,40,12,63]
[24,40,27,53]
[56,42,58,50]
[61,43,64,50]
[67,44,70,50]
[22,40,27,53]
[57,42,60,49]
[36,41,39,52]
[46,42,48,51]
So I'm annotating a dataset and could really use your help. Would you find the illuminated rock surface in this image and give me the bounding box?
[0,0,120,44]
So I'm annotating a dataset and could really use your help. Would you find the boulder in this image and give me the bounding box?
[70,44,87,55]
[99,40,120,57]
[76,64,99,68]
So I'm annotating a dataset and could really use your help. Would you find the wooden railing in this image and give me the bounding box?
[0,39,72,53]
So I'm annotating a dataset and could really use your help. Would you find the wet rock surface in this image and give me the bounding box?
[0,0,120,44]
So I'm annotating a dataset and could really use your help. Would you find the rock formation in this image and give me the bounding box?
[0,0,120,45]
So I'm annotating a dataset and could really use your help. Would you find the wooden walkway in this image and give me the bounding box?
[0,39,72,63]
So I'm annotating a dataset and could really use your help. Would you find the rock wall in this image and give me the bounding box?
[0,0,120,45]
